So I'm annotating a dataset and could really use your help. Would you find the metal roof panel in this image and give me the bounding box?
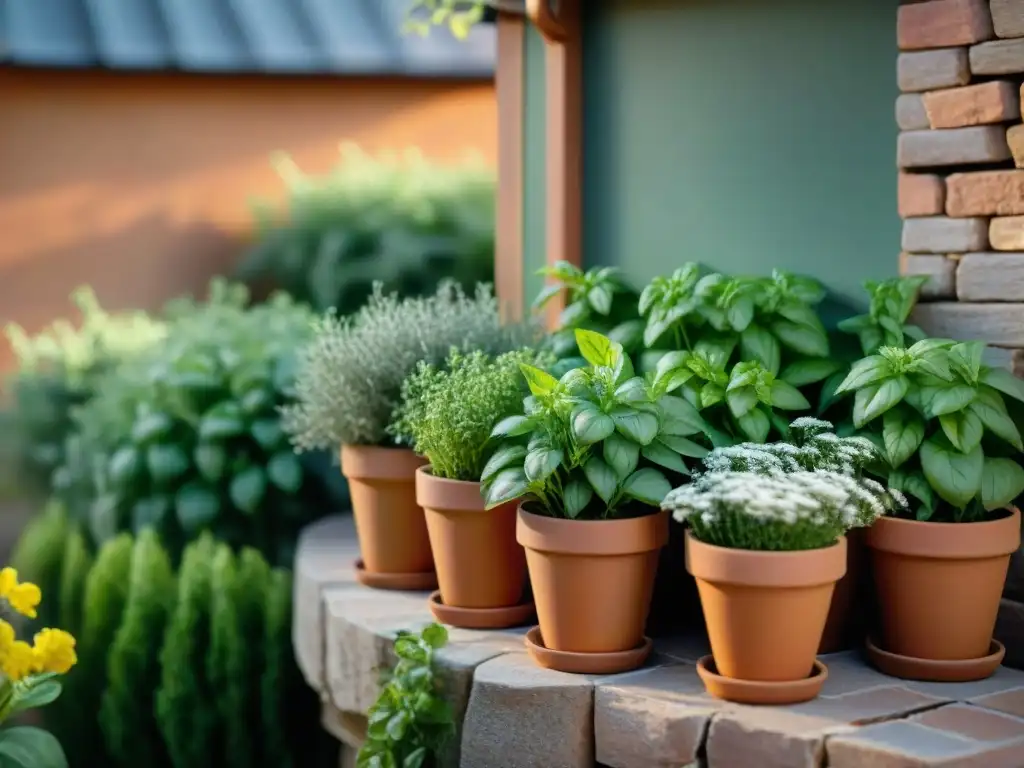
[83,0,173,69]
[5,0,96,66]
[156,0,252,71]
[226,0,324,72]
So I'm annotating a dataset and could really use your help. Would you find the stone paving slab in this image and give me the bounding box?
[295,516,1024,767]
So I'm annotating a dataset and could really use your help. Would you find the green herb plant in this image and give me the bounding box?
[390,349,547,482]
[358,623,455,768]
[834,337,1024,522]
[405,0,488,38]
[482,329,698,519]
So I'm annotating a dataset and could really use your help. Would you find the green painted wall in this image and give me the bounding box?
[522,24,548,311]
[580,0,899,318]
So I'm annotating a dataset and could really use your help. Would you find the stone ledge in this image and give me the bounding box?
[295,517,1024,767]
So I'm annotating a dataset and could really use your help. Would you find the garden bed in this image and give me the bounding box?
[295,516,1024,768]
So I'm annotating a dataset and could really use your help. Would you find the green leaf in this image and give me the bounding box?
[657,395,706,437]
[818,370,849,414]
[739,324,781,375]
[726,387,757,419]
[920,437,983,509]
[770,380,811,411]
[131,412,174,445]
[923,384,977,417]
[194,443,227,482]
[727,297,755,332]
[571,407,616,445]
[131,496,170,533]
[640,441,689,475]
[771,319,829,357]
[836,355,892,394]
[230,466,268,515]
[603,433,640,481]
[779,358,842,387]
[970,387,1023,451]
[939,408,984,454]
[0,726,67,768]
[251,418,284,450]
[882,410,924,469]
[524,447,563,483]
[520,364,558,397]
[889,469,937,518]
[532,283,561,309]
[700,382,725,408]
[587,285,613,315]
[174,483,220,534]
[610,408,659,446]
[575,328,614,367]
[607,319,645,350]
[421,623,448,649]
[490,415,534,438]
[484,468,529,508]
[614,377,649,404]
[239,387,274,415]
[9,681,62,715]
[563,476,593,518]
[583,457,618,503]
[949,341,985,383]
[981,458,1024,511]
[480,445,527,484]
[267,451,303,493]
[108,446,142,487]
[621,468,671,505]
[853,376,909,427]
[403,747,427,768]
[656,434,708,459]
[198,402,245,441]
[981,367,1024,404]
[145,444,190,484]
[736,408,770,443]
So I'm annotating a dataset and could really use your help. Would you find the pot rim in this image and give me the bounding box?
[684,529,847,588]
[516,505,669,556]
[866,507,1020,560]
[340,444,426,482]
[415,465,489,513]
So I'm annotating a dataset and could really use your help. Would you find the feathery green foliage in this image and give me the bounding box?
[100,530,176,768]
[261,569,297,768]
[57,528,92,642]
[391,348,546,481]
[7,501,69,632]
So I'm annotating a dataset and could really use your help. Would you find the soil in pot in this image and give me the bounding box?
[416,466,530,627]
[867,508,1020,666]
[517,506,668,663]
[686,531,847,686]
[341,445,434,581]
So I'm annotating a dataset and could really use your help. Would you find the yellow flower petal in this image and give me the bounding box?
[0,620,15,654]
[1,641,37,681]
[6,582,41,619]
[0,568,16,598]
[32,629,77,675]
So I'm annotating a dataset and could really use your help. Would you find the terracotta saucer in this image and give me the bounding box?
[865,637,1005,683]
[353,558,438,591]
[427,591,535,630]
[523,626,653,675]
[696,655,828,704]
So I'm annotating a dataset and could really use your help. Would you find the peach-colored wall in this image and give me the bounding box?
[0,68,496,371]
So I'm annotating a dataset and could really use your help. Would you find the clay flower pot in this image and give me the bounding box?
[415,466,532,628]
[866,508,1020,678]
[819,527,871,654]
[686,531,846,702]
[340,444,434,588]
[517,505,668,674]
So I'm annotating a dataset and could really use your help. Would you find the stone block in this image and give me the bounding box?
[991,216,1024,249]
[947,170,1024,216]
[460,653,594,768]
[900,661,1024,701]
[900,253,956,297]
[924,82,1020,128]
[913,702,1024,742]
[898,126,1011,168]
[898,0,994,50]
[957,251,1024,300]
[898,48,970,92]
[1010,124,1024,168]
[900,173,946,217]
[897,93,931,130]
[972,678,1024,717]
[992,0,1024,38]
[970,38,1024,74]
[912,302,1024,346]
[995,599,1024,670]
[902,217,988,252]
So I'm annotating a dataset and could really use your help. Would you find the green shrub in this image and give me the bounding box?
[57,527,92,640]
[235,145,495,315]
[8,500,69,632]
[56,279,340,565]
[100,529,176,768]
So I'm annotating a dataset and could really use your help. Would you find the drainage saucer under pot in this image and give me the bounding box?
[524,626,652,675]
[427,591,535,630]
[696,655,828,704]
[353,558,437,591]
[865,636,1005,683]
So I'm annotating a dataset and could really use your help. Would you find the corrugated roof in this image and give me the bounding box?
[0,0,494,77]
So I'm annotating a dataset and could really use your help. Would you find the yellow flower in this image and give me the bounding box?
[32,629,77,675]
[1,641,37,681]
[0,568,41,619]
[0,621,14,655]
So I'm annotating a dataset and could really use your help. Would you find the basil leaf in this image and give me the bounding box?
[520,364,558,397]
[657,395,707,437]
[700,383,725,409]
[604,433,640,481]
[736,408,770,443]
[640,441,689,475]
[818,370,848,414]
[587,285,613,315]
[949,341,985,383]
[524,447,564,483]
[491,415,534,438]
[970,387,1023,451]
[563,476,594,518]
[174,483,220,535]
[610,407,659,446]
[484,468,529,508]
[779,358,842,387]
[575,329,614,367]
[726,387,758,419]
[770,380,811,411]
[771,319,829,358]
[853,376,909,427]
[882,409,924,469]
[920,438,983,509]
[981,367,1024,404]
[583,457,618,503]
[922,384,977,417]
[656,435,709,459]
[739,324,780,375]
[614,377,649,405]
[229,466,268,515]
[939,408,984,454]
[889,469,937,519]
[981,457,1024,512]
[836,355,892,394]
[267,451,303,493]
[621,468,672,506]
[572,407,616,445]
[480,445,527,484]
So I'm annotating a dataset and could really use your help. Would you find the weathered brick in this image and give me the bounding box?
[896,94,931,131]
[827,718,1024,767]
[912,302,1024,346]
[900,253,957,298]
[899,173,946,217]
[971,680,1024,717]
[970,38,1024,75]
[924,82,1020,128]
[1010,124,1024,169]
[902,217,988,252]
[898,126,1011,168]
[991,0,1024,39]
[914,703,1024,743]
[990,216,1024,249]
[947,170,1024,216]
[898,0,994,51]
[959,252,1024,300]
[898,48,970,92]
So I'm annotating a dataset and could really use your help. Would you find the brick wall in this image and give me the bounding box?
[895,0,1024,666]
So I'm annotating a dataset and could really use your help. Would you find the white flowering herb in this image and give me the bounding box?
[663,469,906,551]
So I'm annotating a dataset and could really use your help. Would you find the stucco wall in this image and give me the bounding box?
[0,68,496,371]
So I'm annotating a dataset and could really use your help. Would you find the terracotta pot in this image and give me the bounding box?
[517,506,668,654]
[867,508,1020,661]
[686,531,847,682]
[819,527,870,654]
[340,445,433,575]
[415,466,526,608]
